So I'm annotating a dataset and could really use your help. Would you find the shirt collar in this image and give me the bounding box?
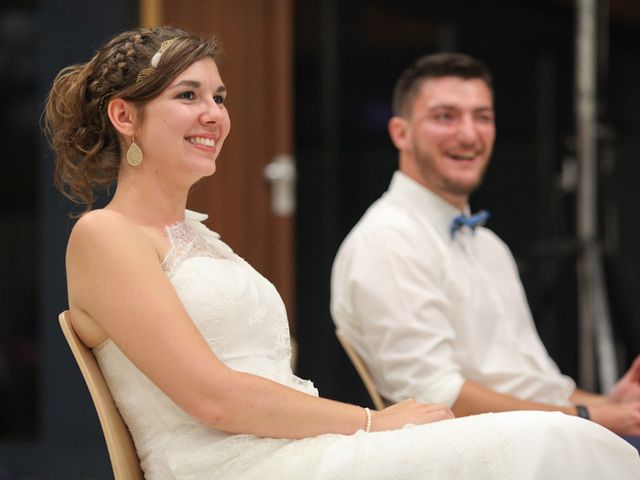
[387,171,469,241]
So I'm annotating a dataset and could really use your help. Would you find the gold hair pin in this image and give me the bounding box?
[136,38,178,83]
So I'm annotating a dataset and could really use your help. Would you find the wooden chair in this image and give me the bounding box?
[58,311,144,480]
[290,336,298,372]
[335,330,387,410]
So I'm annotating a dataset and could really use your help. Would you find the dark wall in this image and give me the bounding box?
[0,1,136,478]
[0,0,39,447]
[295,0,640,404]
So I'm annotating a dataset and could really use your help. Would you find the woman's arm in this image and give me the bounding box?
[66,209,452,439]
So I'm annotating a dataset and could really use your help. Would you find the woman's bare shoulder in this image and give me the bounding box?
[68,209,149,253]
[70,208,137,238]
[65,210,161,344]
[65,208,161,288]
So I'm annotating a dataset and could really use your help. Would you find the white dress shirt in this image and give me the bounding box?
[331,171,576,407]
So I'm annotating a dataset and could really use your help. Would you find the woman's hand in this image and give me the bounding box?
[371,399,454,432]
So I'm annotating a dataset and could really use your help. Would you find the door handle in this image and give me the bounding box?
[264,154,296,216]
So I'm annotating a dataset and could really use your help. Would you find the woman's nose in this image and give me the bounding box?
[200,99,225,123]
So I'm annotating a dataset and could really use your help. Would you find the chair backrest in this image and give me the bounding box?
[335,330,387,411]
[290,336,298,372]
[58,311,144,480]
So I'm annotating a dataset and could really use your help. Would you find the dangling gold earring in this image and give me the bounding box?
[126,135,143,167]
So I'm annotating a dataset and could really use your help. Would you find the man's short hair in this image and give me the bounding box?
[392,52,493,117]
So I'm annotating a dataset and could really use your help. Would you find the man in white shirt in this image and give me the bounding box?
[331,52,640,436]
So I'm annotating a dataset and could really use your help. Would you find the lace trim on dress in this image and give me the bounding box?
[161,211,234,275]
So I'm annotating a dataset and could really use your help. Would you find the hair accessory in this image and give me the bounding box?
[126,136,143,166]
[364,407,372,433]
[98,91,113,111]
[136,38,178,83]
[575,404,591,420]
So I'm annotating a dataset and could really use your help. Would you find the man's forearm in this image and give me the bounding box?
[569,388,608,406]
[452,380,576,417]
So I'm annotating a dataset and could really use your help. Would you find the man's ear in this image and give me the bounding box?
[388,116,410,152]
[107,97,136,137]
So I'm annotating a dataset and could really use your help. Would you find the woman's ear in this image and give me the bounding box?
[388,116,411,152]
[107,98,136,137]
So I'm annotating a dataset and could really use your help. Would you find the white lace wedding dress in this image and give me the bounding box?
[94,211,640,479]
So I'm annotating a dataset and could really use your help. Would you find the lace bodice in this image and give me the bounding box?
[161,211,297,381]
[93,210,316,478]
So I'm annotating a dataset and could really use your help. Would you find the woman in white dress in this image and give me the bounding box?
[44,26,639,479]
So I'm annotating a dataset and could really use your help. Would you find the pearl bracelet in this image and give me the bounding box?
[364,407,372,433]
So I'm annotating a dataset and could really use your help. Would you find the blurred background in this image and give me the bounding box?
[1,0,639,477]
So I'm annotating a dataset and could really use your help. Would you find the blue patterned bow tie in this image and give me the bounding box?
[450,210,490,239]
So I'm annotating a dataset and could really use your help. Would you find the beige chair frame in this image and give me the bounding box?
[335,330,387,410]
[59,311,144,480]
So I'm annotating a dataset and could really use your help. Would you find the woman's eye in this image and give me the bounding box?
[178,91,196,100]
[213,95,225,105]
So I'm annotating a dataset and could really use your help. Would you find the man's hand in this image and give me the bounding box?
[590,401,640,436]
[609,355,640,404]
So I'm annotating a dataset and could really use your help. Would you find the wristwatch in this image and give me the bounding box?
[575,404,591,420]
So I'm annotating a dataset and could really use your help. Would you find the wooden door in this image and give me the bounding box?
[141,0,296,332]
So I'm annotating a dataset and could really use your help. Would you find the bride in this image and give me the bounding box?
[44,25,639,479]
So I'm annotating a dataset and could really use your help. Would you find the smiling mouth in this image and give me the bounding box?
[447,152,477,160]
[187,136,216,147]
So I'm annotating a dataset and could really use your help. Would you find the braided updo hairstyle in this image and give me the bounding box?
[43,26,221,213]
